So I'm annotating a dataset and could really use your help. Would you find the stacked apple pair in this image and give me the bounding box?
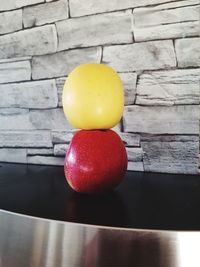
[62,64,128,194]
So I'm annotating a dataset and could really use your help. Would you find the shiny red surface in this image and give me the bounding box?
[64,130,128,194]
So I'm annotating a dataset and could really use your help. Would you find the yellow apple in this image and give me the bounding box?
[62,63,124,130]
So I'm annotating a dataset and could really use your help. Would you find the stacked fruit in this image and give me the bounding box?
[62,64,128,194]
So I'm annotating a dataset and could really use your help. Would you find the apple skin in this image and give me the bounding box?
[64,130,128,194]
[62,64,124,130]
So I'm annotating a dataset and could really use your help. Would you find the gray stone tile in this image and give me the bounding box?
[175,38,200,68]
[142,140,199,174]
[23,0,68,28]
[123,105,199,134]
[28,155,64,166]
[56,11,133,51]
[69,0,179,17]
[0,148,27,163]
[0,60,31,84]
[103,41,176,72]
[54,144,68,156]
[0,25,57,59]
[32,47,102,79]
[134,2,200,41]
[0,9,22,35]
[127,161,144,172]
[0,130,52,148]
[0,80,58,109]
[136,69,200,105]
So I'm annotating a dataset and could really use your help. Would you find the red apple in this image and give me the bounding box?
[64,130,128,194]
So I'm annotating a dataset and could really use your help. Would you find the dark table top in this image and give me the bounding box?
[0,163,199,231]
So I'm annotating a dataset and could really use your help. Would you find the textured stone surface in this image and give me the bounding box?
[30,109,73,130]
[69,0,179,17]
[0,25,57,59]
[52,130,77,144]
[54,144,68,156]
[134,3,200,41]
[123,105,199,134]
[134,21,199,42]
[17,0,45,8]
[134,1,199,27]
[32,47,102,79]
[23,0,68,28]
[0,56,31,63]
[142,141,199,174]
[126,147,143,162]
[0,108,34,130]
[56,11,133,51]
[0,0,198,175]
[0,0,17,11]
[103,41,176,72]
[28,156,64,166]
[119,133,140,147]
[0,149,27,163]
[0,9,22,35]
[140,134,199,142]
[0,0,44,11]
[175,38,200,68]
[127,161,144,172]
[27,148,54,155]
[56,77,66,107]
[0,108,72,131]
[136,69,200,105]
[0,59,31,84]
[0,131,52,147]
[120,73,137,105]
[0,80,58,108]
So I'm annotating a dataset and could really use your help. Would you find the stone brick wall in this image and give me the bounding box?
[0,0,199,174]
